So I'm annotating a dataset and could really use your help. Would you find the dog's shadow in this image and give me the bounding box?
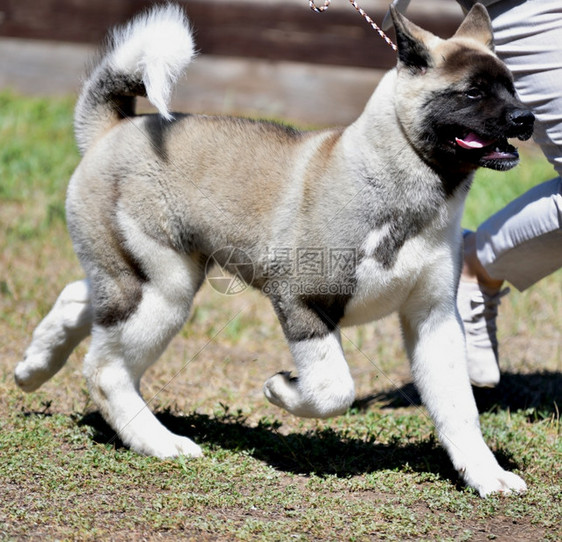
[78,371,560,481]
[354,370,562,415]
[80,408,460,482]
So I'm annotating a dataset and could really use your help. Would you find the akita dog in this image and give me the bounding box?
[15,4,534,496]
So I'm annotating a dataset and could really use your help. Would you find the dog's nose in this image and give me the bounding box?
[509,109,535,128]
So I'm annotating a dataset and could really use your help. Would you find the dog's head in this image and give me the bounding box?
[390,4,534,173]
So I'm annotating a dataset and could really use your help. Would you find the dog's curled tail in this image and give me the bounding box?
[74,3,195,155]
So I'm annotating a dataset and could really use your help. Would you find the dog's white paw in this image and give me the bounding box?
[14,358,49,392]
[463,464,527,498]
[132,434,203,459]
[263,371,352,419]
[263,371,301,411]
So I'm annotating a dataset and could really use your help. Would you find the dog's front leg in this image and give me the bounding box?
[400,303,526,497]
[264,330,355,419]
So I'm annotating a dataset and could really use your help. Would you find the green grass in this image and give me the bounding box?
[0,91,76,201]
[1,92,561,541]
[463,143,556,230]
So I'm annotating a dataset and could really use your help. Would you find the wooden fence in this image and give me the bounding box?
[0,0,462,70]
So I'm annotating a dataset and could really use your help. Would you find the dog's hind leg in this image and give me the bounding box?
[263,299,355,418]
[84,251,205,458]
[15,279,93,392]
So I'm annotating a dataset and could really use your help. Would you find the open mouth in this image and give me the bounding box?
[454,132,519,170]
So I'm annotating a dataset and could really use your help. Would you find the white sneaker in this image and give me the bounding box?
[457,280,510,388]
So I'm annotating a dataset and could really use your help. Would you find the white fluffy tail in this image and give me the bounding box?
[110,4,195,119]
[74,3,195,154]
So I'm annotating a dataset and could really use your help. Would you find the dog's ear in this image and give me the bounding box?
[453,3,494,51]
[389,5,434,74]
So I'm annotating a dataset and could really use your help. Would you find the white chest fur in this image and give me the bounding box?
[340,213,460,328]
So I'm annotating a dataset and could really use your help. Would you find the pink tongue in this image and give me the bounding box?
[455,132,495,149]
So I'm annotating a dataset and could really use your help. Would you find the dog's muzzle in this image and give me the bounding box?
[507,108,535,141]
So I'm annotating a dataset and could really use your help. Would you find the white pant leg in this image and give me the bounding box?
[474,1,562,290]
[475,177,562,290]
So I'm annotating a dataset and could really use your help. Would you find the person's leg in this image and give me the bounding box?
[484,0,562,279]
[474,177,562,291]
[460,178,562,386]
[459,0,562,386]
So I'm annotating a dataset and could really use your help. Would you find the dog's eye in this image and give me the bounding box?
[466,88,484,100]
